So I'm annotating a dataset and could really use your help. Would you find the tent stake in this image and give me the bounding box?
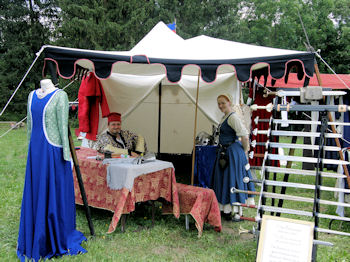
[191,70,201,185]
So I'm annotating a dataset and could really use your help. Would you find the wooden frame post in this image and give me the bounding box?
[314,64,350,188]
[191,70,201,185]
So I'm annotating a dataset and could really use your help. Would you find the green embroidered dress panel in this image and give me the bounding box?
[27,89,71,161]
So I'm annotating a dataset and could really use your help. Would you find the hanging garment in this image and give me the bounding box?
[17,89,86,262]
[78,73,110,141]
[211,113,255,205]
[194,145,217,188]
[249,86,278,167]
[343,91,350,148]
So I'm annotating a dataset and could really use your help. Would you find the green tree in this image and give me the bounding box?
[0,0,59,120]
[1,0,348,120]
[232,0,349,73]
[57,0,158,50]
[155,0,243,40]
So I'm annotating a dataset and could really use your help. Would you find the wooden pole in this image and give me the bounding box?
[190,70,201,185]
[157,83,162,156]
[314,64,350,188]
[68,127,95,236]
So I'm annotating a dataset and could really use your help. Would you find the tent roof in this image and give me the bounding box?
[260,73,350,89]
[130,22,308,60]
[43,21,315,83]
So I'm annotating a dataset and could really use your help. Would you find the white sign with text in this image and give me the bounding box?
[257,215,314,262]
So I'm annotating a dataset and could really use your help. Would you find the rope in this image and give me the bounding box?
[315,52,350,90]
[0,46,46,116]
[0,78,77,139]
[297,7,349,91]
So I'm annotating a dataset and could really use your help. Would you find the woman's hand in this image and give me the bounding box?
[240,136,250,152]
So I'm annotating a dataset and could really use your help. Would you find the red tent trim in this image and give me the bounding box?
[260,73,350,89]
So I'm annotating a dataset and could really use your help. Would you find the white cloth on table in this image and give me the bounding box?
[105,159,174,191]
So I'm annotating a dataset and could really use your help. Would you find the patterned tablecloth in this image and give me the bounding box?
[73,148,180,233]
[163,183,222,236]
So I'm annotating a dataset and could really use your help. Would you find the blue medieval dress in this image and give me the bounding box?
[17,89,86,261]
[211,112,255,210]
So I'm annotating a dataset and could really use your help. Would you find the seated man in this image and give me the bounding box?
[94,112,146,156]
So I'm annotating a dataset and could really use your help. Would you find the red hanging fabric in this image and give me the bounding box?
[78,73,110,141]
[249,86,279,167]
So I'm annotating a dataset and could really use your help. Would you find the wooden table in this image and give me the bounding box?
[73,148,180,233]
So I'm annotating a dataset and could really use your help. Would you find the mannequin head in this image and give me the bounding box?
[40,79,56,92]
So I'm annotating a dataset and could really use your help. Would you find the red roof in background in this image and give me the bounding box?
[260,73,350,89]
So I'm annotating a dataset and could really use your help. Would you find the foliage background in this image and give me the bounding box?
[0,0,349,120]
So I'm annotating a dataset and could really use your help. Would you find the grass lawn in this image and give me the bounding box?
[0,123,349,261]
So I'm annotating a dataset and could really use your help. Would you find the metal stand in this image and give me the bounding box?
[185,215,190,230]
[269,98,279,215]
[276,135,298,216]
[120,215,126,233]
[312,111,328,261]
[253,95,350,262]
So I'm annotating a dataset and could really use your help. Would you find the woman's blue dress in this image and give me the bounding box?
[211,114,255,205]
[17,90,86,261]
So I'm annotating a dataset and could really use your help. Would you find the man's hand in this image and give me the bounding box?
[130,151,139,157]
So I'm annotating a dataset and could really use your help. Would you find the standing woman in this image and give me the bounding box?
[211,93,255,221]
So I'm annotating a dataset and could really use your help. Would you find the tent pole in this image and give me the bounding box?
[157,83,162,156]
[68,127,95,236]
[191,70,201,185]
[314,64,350,188]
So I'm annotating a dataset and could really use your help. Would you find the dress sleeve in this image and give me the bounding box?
[27,91,34,144]
[56,91,71,161]
[227,113,249,137]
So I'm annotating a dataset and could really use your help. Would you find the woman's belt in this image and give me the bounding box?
[218,140,239,149]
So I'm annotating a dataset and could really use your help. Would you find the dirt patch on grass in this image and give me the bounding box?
[172,247,187,255]
[239,232,255,240]
[222,226,237,235]
[221,221,256,241]
[152,245,167,255]
[221,220,239,235]
[152,246,187,256]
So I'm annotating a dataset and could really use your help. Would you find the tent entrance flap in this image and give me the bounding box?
[118,74,239,154]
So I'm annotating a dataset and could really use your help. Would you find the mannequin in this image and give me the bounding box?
[17,79,87,261]
[37,79,57,98]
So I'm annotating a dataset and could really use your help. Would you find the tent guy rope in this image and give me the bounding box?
[0,78,77,140]
[0,46,46,117]
[315,52,350,90]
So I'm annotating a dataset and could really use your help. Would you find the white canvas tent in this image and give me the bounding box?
[43,21,315,154]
